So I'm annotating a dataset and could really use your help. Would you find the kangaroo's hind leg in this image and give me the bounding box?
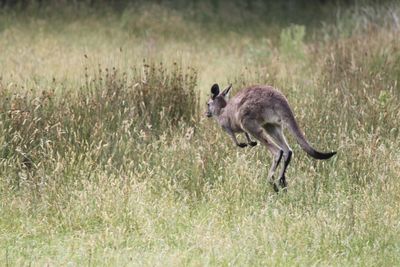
[264,124,292,190]
[242,120,283,192]
[267,147,284,192]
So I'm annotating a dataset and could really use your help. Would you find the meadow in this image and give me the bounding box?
[1,1,400,266]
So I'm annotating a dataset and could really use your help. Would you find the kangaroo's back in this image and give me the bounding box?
[229,85,292,125]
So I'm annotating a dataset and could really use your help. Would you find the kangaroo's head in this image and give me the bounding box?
[205,83,232,118]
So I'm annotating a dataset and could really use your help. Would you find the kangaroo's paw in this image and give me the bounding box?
[248,141,257,147]
[237,143,248,148]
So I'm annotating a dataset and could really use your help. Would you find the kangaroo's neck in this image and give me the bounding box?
[215,104,235,130]
[215,108,228,125]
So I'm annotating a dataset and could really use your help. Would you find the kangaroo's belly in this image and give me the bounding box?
[230,124,244,133]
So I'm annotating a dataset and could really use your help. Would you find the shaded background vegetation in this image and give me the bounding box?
[1,0,400,266]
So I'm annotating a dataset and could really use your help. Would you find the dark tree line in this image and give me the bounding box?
[0,0,360,9]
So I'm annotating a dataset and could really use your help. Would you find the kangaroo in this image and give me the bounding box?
[206,83,336,192]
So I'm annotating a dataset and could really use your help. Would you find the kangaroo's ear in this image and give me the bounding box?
[211,84,220,99]
[221,84,232,98]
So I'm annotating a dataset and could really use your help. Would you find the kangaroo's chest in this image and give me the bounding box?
[229,114,245,133]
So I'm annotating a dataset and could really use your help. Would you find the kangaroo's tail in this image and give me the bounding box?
[283,109,336,160]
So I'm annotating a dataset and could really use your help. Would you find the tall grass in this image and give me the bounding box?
[0,62,198,190]
[1,1,400,266]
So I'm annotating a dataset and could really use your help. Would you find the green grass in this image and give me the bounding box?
[1,1,400,266]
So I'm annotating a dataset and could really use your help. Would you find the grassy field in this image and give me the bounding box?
[1,1,400,266]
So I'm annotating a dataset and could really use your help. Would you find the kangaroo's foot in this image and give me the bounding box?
[237,143,248,148]
[248,141,257,147]
[268,179,279,193]
[279,176,288,192]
